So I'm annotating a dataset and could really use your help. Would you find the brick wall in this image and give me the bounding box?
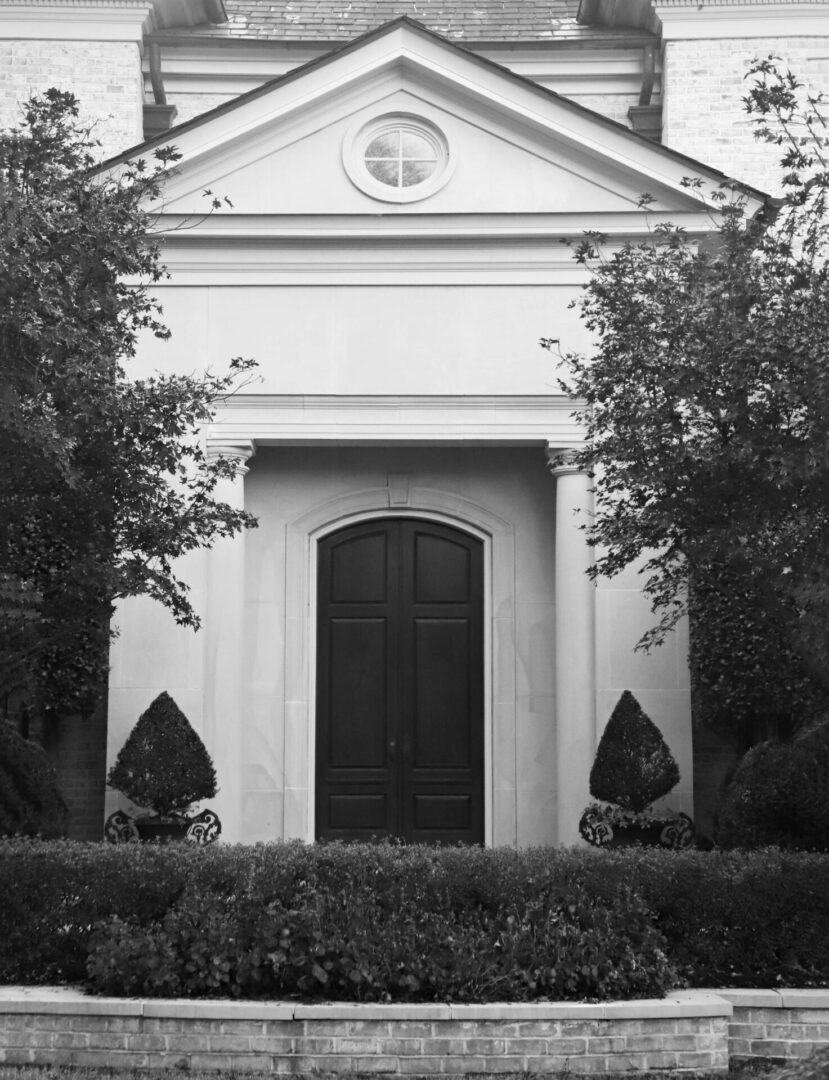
[6,989,829,1073]
[0,39,143,160]
[0,990,732,1075]
[720,990,829,1063]
[662,37,829,195]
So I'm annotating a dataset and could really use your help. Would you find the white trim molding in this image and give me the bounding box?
[653,1,829,40]
[0,1,154,40]
[0,0,224,40]
[282,489,517,847]
[209,394,586,447]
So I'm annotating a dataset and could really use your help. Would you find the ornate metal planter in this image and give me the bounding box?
[579,805,695,850]
[104,808,221,845]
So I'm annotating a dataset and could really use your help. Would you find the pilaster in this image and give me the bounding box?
[202,438,255,843]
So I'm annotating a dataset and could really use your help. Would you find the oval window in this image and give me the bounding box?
[343,114,452,203]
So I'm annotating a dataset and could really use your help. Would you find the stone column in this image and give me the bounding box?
[546,447,596,846]
[202,439,255,843]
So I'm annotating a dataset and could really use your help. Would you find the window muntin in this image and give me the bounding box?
[364,128,438,188]
[343,114,452,203]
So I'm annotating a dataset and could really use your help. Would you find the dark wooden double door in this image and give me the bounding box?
[316,518,484,843]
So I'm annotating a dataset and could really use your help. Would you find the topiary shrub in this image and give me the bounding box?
[0,722,67,838]
[715,718,829,850]
[107,692,217,818]
[590,690,681,812]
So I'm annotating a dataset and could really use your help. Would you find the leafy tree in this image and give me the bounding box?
[545,61,829,746]
[0,89,256,726]
[107,692,217,817]
[589,690,680,813]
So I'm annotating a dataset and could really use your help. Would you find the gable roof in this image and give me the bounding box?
[170,0,639,41]
[106,14,766,210]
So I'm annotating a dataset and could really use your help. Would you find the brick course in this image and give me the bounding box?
[719,990,829,1064]
[0,990,735,1075]
[662,36,829,196]
[6,989,828,1073]
[0,39,143,160]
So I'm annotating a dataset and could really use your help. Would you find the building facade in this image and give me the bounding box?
[1,0,824,843]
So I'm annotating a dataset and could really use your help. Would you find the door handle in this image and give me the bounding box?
[388,739,397,763]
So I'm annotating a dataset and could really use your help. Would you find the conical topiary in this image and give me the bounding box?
[0,722,68,838]
[589,690,680,813]
[107,692,217,817]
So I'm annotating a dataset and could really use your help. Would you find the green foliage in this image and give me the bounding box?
[4,841,829,998]
[85,874,670,1002]
[715,718,829,850]
[625,847,829,988]
[0,89,256,725]
[589,691,680,812]
[544,62,829,744]
[0,722,67,838]
[107,692,217,817]
[0,838,197,983]
[767,1046,829,1080]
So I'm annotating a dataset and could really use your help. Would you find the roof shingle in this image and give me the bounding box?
[206,1,622,41]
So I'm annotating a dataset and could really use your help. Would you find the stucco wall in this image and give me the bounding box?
[106,443,692,846]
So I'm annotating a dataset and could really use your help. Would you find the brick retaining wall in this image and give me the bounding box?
[1,988,827,1074]
[718,989,829,1064]
[0,989,731,1075]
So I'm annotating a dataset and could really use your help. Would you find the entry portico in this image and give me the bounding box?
[188,396,596,845]
[104,17,762,845]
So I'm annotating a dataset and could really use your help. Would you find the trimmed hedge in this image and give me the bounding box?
[716,720,829,851]
[1,840,828,999]
[0,723,67,839]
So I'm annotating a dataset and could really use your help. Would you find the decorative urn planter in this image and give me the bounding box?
[105,808,221,845]
[579,804,695,850]
[579,690,695,850]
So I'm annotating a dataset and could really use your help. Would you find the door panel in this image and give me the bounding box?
[413,619,470,767]
[413,533,471,602]
[328,619,387,767]
[316,518,483,843]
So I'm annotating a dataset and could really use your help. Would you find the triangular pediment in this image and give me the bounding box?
[111,17,765,222]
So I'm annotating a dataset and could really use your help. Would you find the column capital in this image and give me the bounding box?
[545,446,588,478]
[205,439,256,476]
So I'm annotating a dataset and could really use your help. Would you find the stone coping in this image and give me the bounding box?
[705,988,829,1009]
[0,987,731,1019]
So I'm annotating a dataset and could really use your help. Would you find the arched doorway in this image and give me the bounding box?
[315,517,484,843]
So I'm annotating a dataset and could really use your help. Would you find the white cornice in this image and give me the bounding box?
[0,1,154,40]
[144,42,654,104]
[0,0,223,40]
[653,1,829,40]
[208,395,585,447]
[152,220,725,286]
[157,211,724,239]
